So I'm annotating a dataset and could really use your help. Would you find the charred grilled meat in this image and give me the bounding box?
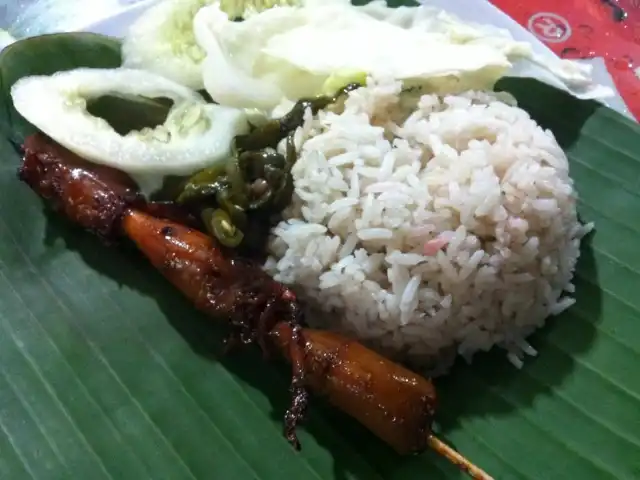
[122,209,310,448]
[17,132,493,479]
[123,209,438,455]
[18,133,200,240]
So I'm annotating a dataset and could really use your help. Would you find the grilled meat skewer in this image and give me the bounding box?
[18,132,493,480]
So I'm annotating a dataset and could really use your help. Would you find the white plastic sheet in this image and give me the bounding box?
[420,0,633,119]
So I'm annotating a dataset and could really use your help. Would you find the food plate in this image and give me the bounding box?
[87,0,634,117]
[0,1,638,479]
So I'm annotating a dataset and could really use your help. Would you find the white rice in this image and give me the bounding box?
[264,76,593,375]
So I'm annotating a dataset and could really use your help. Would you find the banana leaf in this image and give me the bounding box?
[0,20,639,480]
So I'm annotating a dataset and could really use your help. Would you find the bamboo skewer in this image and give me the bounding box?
[428,435,495,480]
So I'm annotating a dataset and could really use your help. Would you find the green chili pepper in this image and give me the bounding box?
[202,208,244,248]
[234,150,290,210]
[176,162,230,204]
[264,151,286,170]
[285,133,296,168]
[264,167,286,199]
[224,155,251,207]
[235,83,363,153]
[234,121,282,152]
[248,191,273,211]
[215,187,248,229]
[237,150,282,181]
[271,174,295,211]
[176,180,227,205]
[183,162,228,186]
[280,83,362,132]
[173,82,364,249]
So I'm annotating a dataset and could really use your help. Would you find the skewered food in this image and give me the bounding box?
[18,131,493,479]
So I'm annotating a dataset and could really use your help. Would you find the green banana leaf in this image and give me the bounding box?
[0,19,639,480]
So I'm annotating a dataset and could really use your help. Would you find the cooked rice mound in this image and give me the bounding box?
[265,76,592,374]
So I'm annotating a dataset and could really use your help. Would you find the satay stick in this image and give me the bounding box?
[427,435,495,480]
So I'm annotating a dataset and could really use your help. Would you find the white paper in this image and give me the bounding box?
[420,0,633,119]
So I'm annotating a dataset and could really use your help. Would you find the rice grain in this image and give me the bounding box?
[265,76,590,375]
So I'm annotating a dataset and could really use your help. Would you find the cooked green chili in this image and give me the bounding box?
[202,208,244,248]
[175,82,363,247]
[175,162,229,204]
[215,188,248,229]
[234,82,361,152]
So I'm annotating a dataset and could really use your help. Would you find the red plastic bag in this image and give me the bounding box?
[491,0,640,119]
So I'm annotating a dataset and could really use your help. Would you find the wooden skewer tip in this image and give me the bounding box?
[427,435,495,480]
